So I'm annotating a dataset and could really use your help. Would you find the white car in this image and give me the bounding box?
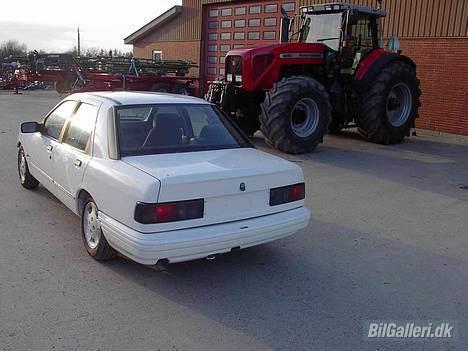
[17,92,310,266]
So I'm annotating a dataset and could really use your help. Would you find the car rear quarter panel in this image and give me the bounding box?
[80,103,160,231]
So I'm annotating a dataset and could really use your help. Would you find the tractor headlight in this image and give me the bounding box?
[235,75,242,83]
[227,74,233,82]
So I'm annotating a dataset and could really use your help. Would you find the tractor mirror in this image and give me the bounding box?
[21,121,41,133]
[386,34,401,52]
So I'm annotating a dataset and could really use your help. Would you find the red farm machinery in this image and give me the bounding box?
[206,1,421,154]
[1,53,198,95]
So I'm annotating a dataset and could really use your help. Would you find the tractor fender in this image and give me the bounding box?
[354,51,416,91]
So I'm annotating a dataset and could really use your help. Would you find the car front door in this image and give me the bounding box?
[53,101,99,211]
[26,100,78,192]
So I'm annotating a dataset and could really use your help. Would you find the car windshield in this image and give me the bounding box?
[116,103,252,156]
[299,12,343,51]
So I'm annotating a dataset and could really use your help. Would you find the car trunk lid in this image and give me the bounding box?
[123,148,304,232]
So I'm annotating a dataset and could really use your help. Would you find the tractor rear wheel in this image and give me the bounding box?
[260,76,331,154]
[358,61,421,144]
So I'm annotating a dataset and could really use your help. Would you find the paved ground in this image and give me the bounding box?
[0,90,467,351]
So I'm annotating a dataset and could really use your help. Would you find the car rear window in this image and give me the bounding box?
[115,104,252,156]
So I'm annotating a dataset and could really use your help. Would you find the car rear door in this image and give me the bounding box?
[25,100,78,192]
[53,101,100,211]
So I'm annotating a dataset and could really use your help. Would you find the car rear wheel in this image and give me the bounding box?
[81,197,116,261]
[18,147,39,189]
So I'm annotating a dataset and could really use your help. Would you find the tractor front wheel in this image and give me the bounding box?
[358,61,421,144]
[260,76,331,154]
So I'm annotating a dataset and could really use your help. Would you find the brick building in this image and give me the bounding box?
[124,0,468,136]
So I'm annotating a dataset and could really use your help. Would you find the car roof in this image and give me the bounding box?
[68,91,209,106]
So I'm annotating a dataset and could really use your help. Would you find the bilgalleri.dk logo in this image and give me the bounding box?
[365,321,456,339]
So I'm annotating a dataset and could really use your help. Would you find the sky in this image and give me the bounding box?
[0,0,180,53]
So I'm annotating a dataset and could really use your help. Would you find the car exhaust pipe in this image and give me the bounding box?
[151,258,169,271]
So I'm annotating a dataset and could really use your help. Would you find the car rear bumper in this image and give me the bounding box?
[98,207,310,265]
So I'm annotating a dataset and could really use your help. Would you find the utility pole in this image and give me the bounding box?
[77,26,81,57]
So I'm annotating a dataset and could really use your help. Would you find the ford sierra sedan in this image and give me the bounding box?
[17,92,310,266]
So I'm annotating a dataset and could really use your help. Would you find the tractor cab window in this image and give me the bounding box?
[341,14,380,69]
[347,15,380,52]
[299,12,343,51]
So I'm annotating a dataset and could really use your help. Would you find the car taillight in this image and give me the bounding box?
[134,199,204,224]
[269,183,305,206]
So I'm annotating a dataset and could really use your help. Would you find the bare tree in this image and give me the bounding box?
[0,40,27,58]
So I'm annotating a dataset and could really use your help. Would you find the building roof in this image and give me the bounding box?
[124,5,183,45]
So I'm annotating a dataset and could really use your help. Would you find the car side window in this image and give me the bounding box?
[43,101,77,140]
[63,103,98,152]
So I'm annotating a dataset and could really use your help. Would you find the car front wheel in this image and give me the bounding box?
[18,147,39,189]
[81,197,116,261]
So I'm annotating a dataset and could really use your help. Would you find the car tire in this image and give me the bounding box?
[81,197,116,261]
[18,147,39,189]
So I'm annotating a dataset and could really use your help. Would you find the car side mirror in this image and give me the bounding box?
[21,121,41,133]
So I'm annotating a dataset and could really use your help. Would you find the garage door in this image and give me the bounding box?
[202,1,297,90]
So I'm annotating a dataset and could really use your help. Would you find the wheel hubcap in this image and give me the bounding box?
[19,151,27,183]
[290,98,320,138]
[386,83,412,127]
[83,202,101,249]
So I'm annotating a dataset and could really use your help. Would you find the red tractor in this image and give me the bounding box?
[206,2,421,154]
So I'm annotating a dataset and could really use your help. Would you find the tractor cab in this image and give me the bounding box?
[297,3,386,74]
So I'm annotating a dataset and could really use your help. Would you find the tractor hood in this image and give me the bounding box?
[226,43,327,91]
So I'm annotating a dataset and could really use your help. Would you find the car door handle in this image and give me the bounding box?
[74,159,82,167]
[47,144,53,151]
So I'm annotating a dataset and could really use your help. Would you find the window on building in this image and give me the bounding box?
[249,5,261,14]
[220,32,231,40]
[233,32,245,40]
[264,4,278,13]
[235,19,246,28]
[152,50,162,61]
[219,56,226,64]
[219,68,225,75]
[248,18,261,27]
[235,7,246,16]
[263,31,276,40]
[207,56,217,64]
[208,44,218,52]
[221,8,232,16]
[208,33,218,40]
[209,9,218,17]
[220,44,230,52]
[221,20,232,28]
[208,21,218,29]
[282,3,295,12]
[207,67,216,75]
[264,17,277,26]
[248,32,260,40]
[233,44,244,49]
